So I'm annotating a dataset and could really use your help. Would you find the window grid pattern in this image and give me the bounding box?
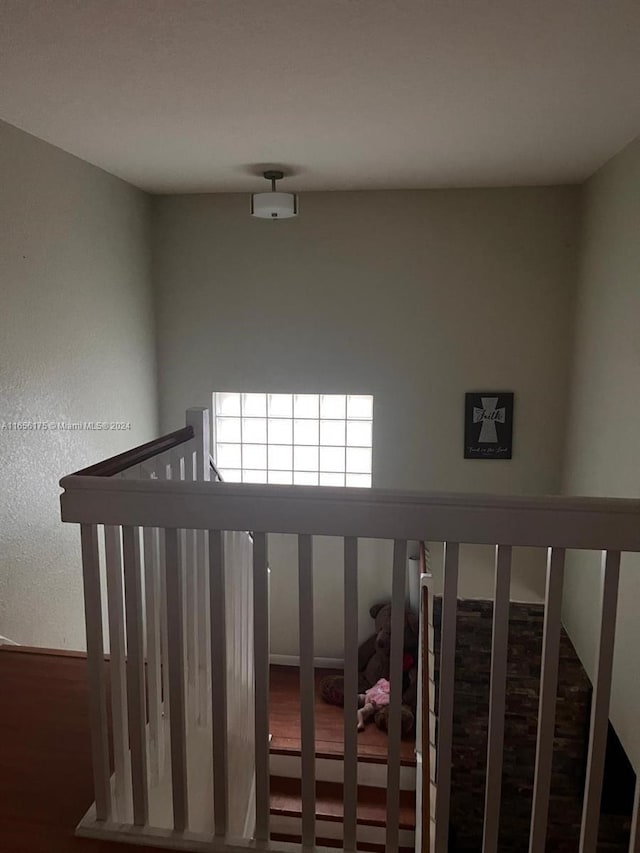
[213,393,373,487]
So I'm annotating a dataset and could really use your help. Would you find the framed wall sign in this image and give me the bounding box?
[464,392,514,459]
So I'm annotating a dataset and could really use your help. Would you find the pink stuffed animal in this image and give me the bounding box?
[357,677,390,731]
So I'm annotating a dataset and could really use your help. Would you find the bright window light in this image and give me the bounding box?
[213,392,374,487]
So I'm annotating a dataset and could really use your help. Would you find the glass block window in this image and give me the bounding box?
[213,393,373,487]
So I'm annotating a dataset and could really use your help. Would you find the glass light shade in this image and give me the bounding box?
[250,191,298,219]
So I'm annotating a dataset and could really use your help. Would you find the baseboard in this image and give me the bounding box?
[270,654,344,669]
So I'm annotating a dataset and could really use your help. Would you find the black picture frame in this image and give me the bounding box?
[464,392,514,459]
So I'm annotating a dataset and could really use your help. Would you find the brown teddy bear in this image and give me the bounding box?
[319,602,419,738]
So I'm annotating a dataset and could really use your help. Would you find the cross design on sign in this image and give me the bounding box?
[473,396,506,443]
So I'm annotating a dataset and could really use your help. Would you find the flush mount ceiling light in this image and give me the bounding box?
[250,170,298,219]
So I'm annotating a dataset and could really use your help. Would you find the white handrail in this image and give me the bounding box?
[60,477,640,552]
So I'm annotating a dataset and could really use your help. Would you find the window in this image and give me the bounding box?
[213,392,373,487]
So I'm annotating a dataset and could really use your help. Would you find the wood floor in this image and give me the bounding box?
[0,648,415,853]
[0,646,168,853]
[270,665,416,764]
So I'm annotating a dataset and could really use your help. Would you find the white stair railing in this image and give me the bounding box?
[60,409,640,853]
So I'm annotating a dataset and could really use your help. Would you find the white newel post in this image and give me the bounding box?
[186,407,211,483]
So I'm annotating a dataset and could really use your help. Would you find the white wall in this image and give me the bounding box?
[153,188,580,658]
[0,121,158,649]
[562,137,640,769]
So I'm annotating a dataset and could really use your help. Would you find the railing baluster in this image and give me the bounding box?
[169,449,188,741]
[165,527,189,832]
[143,523,162,785]
[104,525,130,819]
[579,550,621,853]
[196,526,209,727]
[529,547,566,853]
[435,541,459,853]
[155,458,171,762]
[420,576,432,853]
[482,544,512,853]
[209,529,229,837]
[343,537,359,852]
[253,532,270,842]
[183,450,198,727]
[156,527,167,775]
[630,777,640,853]
[159,525,170,730]
[122,526,149,826]
[187,408,211,726]
[386,539,408,852]
[243,531,255,836]
[80,523,111,822]
[298,534,316,848]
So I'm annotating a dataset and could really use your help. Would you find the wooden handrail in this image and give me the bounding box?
[209,455,224,482]
[73,426,194,477]
[419,540,427,574]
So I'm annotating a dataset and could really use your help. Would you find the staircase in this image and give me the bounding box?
[268,665,418,850]
[432,597,632,852]
[269,776,415,851]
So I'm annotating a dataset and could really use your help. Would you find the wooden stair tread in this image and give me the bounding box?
[270,666,417,767]
[270,832,413,852]
[270,775,416,830]
[270,738,417,767]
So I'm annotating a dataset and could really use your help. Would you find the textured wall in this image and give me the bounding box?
[153,189,580,498]
[562,136,640,771]
[152,188,580,656]
[0,121,158,649]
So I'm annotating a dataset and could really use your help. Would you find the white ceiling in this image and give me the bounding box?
[1,0,639,194]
